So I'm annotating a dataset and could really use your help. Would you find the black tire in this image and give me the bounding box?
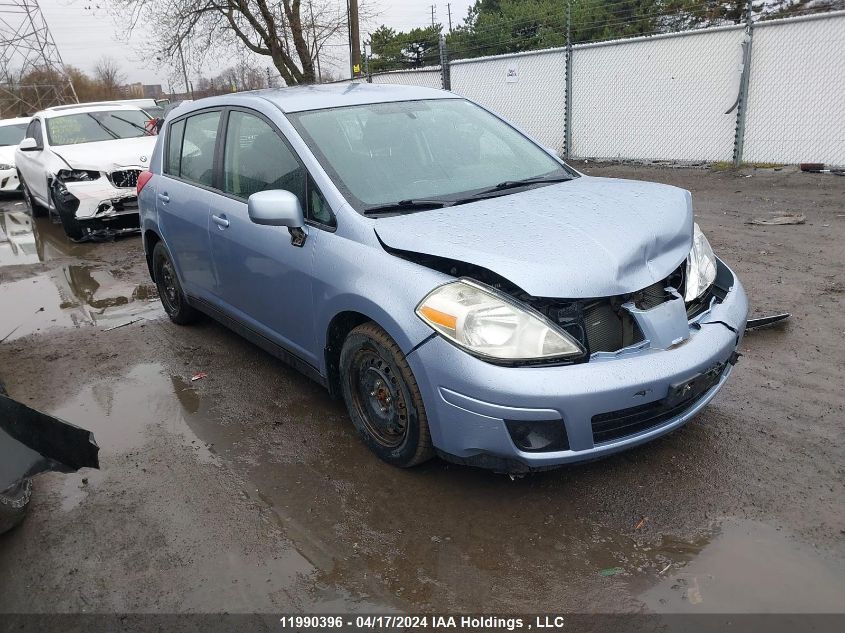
[0,479,32,535]
[340,322,433,467]
[152,241,199,325]
[20,174,47,218]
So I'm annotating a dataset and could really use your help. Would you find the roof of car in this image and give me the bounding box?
[245,82,458,113]
[37,103,144,118]
[0,116,30,126]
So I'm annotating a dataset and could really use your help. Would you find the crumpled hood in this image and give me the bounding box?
[374,176,694,298]
[52,136,157,171]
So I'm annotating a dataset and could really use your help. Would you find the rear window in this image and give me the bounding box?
[166,111,221,187]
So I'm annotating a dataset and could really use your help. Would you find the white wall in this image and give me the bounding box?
[370,68,443,89]
[743,12,845,165]
[357,12,845,165]
[570,26,745,162]
[450,49,568,151]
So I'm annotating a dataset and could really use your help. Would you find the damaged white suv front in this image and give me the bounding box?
[14,104,157,240]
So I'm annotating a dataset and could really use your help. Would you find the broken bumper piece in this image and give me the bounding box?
[53,178,141,241]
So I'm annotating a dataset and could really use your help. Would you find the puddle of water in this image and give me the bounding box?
[634,520,845,613]
[0,266,161,341]
[0,205,100,265]
[51,363,216,461]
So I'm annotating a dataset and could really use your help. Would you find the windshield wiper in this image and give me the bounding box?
[86,114,119,140]
[363,199,450,216]
[110,115,154,136]
[480,175,573,195]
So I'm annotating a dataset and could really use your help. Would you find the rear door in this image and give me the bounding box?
[157,109,223,302]
[208,108,323,366]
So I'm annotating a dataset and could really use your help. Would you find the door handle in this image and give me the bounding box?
[212,214,230,229]
[158,192,170,203]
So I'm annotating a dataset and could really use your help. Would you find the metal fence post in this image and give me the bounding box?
[439,33,451,91]
[563,1,573,159]
[733,0,755,166]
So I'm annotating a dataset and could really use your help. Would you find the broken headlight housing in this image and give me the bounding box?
[416,279,585,363]
[56,169,100,182]
[684,222,717,302]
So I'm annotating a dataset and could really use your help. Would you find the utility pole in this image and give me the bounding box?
[447,3,452,32]
[348,0,362,78]
[0,0,77,114]
[430,4,437,28]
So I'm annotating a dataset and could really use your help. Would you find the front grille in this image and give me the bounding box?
[591,363,726,444]
[109,169,141,189]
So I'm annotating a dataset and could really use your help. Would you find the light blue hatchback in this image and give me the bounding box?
[138,84,748,472]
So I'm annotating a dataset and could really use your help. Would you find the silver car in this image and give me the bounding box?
[137,84,748,472]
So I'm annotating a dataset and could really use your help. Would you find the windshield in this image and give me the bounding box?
[0,123,28,147]
[46,110,153,146]
[287,99,574,211]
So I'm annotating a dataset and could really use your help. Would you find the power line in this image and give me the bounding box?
[0,0,78,115]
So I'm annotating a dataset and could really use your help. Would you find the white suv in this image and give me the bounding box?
[15,103,157,240]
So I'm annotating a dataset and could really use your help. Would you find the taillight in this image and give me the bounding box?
[137,170,153,195]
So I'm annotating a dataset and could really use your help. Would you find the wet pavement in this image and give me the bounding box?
[0,165,843,616]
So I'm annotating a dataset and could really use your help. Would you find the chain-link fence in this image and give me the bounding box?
[358,8,845,166]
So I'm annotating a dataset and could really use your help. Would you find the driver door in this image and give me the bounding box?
[16,119,48,203]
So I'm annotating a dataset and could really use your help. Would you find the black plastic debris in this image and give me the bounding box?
[0,391,99,495]
[747,313,790,330]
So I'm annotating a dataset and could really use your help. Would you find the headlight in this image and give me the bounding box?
[0,163,12,170]
[56,169,100,182]
[684,223,717,301]
[416,279,584,362]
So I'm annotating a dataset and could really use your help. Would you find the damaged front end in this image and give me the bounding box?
[0,382,99,534]
[50,168,143,241]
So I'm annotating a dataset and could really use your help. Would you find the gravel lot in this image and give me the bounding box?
[0,165,843,617]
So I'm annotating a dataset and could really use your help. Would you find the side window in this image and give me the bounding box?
[222,111,305,207]
[307,179,335,228]
[180,111,221,187]
[165,119,185,177]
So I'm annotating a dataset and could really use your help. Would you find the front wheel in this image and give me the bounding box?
[152,241,199,325]
[340,322,433,467]
[20,176,47,218]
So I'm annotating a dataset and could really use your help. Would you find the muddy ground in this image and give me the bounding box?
[0,165,843,617]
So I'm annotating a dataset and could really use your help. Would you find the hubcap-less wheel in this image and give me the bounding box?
[151,241,199,326]
[350,351,408,448]
[158,257,180,315]
[339,322,433,467]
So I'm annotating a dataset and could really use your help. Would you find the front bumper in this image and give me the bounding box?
[56,179,139,221]
[0,168,20,192]
[407,260,749,472]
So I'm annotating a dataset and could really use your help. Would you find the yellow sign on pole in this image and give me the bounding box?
[353,64,361,75]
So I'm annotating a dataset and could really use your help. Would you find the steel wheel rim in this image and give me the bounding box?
[158,258,180,314]
[350,350,408,448]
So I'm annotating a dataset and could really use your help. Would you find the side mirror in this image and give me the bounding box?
[247,189,307,247]
[19,137,40,151]
[248,189,304,227]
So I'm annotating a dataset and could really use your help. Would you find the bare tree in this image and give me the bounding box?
[107,0,365,86]
[94,56,126,98]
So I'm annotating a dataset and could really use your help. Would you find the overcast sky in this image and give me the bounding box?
[36,0,475,87]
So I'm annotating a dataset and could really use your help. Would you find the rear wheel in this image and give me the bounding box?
[152,241,199,325]
[340,322,433,467]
